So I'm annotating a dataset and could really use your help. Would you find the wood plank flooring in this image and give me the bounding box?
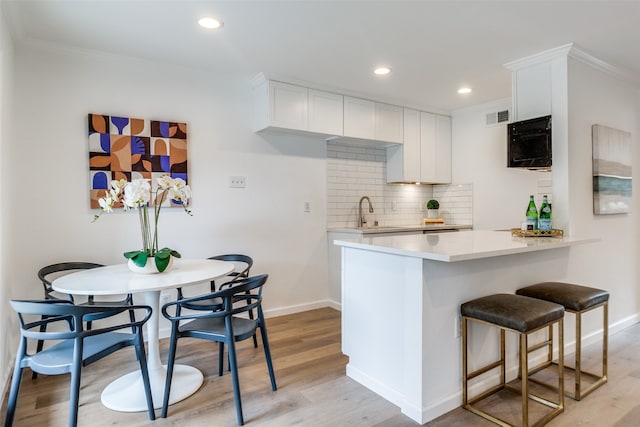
[2,307,640,426]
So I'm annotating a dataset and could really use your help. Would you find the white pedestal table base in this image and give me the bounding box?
[101,364,203,411]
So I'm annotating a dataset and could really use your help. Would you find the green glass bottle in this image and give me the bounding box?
[526,195,538,230]
[539,195,552,231]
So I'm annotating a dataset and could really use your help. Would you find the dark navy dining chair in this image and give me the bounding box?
[161,274,276,425]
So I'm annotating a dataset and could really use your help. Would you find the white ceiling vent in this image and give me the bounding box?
[486,109,510,126]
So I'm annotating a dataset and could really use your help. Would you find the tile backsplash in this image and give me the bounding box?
[327,143,473,228]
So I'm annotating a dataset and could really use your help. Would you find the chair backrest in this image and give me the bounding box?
[11,299,151,342]
[163,274,268,321]
[37,262,104,299]
[208,254,253,283]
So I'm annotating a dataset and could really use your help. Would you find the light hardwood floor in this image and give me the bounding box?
[2,307,639,426]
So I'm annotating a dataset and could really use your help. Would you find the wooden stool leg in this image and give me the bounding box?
[603,302,608,380]
[520,333,529,427]
[558,318,565,409]
[500,328,505,386]
[462,317,468,406]
[575,311,582,400]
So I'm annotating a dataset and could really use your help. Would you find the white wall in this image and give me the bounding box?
[564,57,640,327]
[452,99,550,230]
[3,41,331,360]
[0,3,16,395]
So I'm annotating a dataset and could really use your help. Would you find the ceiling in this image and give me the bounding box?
[3,0,640,113]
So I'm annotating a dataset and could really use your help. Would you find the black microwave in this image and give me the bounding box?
[507,115,552,169]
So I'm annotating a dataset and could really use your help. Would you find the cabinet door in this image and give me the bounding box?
[309,89,343,136]
[375,103,403,144]
[420,112,451,183]
[435,115,452,183]
[420,112,437,182]
[269,81,308,131]
[343,96,375,139]
[387,108,420,183]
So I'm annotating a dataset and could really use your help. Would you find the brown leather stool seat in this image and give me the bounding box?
[461,294,565,426]
[517,282,609,400]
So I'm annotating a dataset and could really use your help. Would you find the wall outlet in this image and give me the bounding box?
[229,176,246,188]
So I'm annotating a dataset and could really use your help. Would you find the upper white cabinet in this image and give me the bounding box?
[269,81,308,131]
[309,89,344,136]
[252,77,343,137]
[343,96,403,144]
[387,109,451,184]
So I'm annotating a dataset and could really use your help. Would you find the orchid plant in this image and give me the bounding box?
[93,176,192,272]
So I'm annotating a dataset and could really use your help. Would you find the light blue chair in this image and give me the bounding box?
[5,300,155,427]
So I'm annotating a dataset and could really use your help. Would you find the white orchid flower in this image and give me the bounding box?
[123,179,151,208]
[157,175,174,190]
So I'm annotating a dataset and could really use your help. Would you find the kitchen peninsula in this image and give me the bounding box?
[334,229,597,424]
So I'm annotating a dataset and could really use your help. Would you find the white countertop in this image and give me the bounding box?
[328,223,472,235]
[333,229,599,262]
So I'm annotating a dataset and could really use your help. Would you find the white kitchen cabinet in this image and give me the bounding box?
[252,77,343,137]
[343,96,376,140]
[343,96,403,144]
[375,102,404,144]
[387,109,451,183]
[308,89,343,135]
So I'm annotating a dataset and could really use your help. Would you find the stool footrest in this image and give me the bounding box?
[466,381,564,427]
[530,361,607,400]
[528,339,552,353]
[467,359,503,381]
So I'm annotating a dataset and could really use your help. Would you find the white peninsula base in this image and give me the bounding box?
[336,230,596,424]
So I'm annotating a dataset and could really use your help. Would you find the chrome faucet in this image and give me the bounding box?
[358,196,374,228]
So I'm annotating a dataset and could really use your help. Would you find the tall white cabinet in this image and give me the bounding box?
[387,108,451,183]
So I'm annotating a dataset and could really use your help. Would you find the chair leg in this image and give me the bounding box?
[69,341,84,427]
[226,325,244,426]
[248,309,258,348]
[136,333,156,420]
[32,317,49,379]
[128,304,137,335]
[259,321,277,391]
[5,357,25,426]
[218,342,225,376]
[162,326,180,418]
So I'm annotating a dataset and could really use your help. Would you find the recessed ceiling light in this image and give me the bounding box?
[457,87,472,94]
[374,67,391,76]
[199,17,223,29]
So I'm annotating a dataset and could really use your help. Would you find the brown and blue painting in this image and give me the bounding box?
[88,113,188,208]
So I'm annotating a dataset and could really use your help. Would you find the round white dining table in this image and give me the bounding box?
[53,258,234,412]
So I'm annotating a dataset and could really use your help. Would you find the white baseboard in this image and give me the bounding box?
[158,298,342,339]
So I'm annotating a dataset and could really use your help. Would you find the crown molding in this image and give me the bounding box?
[504,42,640,87]
[503,43,574,71]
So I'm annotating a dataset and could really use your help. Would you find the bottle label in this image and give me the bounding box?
[539,219,552,231]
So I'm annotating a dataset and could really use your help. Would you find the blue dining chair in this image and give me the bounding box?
[176,254,258,350]
[33,262,136,379]
[5,300,156,427]
[161,274,276,425]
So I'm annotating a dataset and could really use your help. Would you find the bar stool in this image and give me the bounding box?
[516,282,609,400]
[461,293,565,426]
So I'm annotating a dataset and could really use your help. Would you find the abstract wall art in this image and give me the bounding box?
[88,114,188,209]
[592,124,632,215]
